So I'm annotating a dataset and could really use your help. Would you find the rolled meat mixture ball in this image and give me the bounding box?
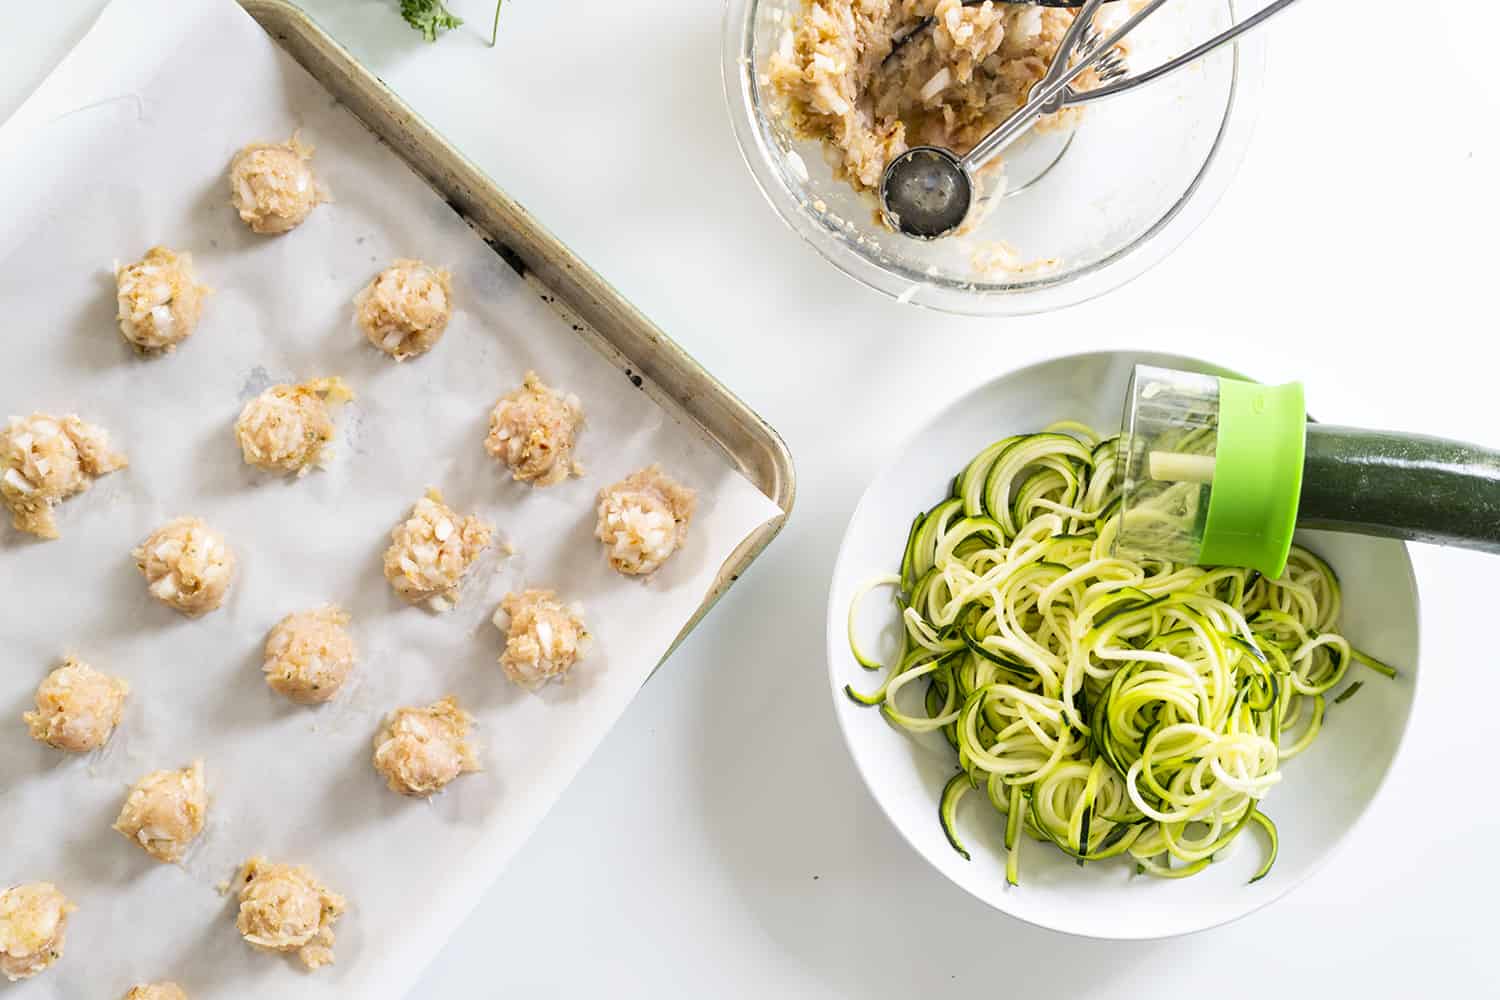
[494,589,589,690]
[372,696,478,797]
[234,858,345,971]
[595,465,696,576]
[23,656,129,753]
[114,247,209,353]
[228,133,322,235]
[235,377,353,476]
[124,984,188,1000]
[485,371,584,486]
[133,517,235,617]
[2,412,127,540]
[263,605,356,705]
[113,762,208,864]
[382,488,492,612]
[0,882,74,983]
[355,258,453,361]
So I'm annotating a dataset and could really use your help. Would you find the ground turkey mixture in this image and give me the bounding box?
[133,517,235,617]
[124,984,188,1000]
[229,133,323,235]
[383,488,493,612]
[114,762,208,864]
[595,465,696,576]
[0,882,74,982]
[355,259,453,361]
[372,696,479,797]
[234,858,345,971]
[235,376,353,476]
[494,589,589,690]
[1,411,127,539]
[24,656,129,752]
[485,371,585,486]
[115,247,210,353]
[769,0,1105,193]
[263,605,357,704]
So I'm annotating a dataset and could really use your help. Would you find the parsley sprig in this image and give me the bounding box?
[400,0,506,46]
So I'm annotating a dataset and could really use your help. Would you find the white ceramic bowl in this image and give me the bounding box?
[826,350,1421,939]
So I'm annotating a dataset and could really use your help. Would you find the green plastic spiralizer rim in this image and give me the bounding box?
[1198,377,1307,577]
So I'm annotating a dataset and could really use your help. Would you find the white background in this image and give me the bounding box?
[2,1,1497,996]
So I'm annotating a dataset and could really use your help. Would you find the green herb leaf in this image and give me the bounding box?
[401,0,464,42]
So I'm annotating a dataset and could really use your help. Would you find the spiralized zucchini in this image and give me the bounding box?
[848,425,1395,882]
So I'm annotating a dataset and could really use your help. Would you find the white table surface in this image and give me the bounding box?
[4,2,1498,996]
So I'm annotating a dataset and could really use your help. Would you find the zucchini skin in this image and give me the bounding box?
[1298,425,1500,554]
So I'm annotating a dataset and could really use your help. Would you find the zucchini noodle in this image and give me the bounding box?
[848,426,1396,882]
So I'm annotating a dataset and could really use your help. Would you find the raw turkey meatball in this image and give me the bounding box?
[228,133,322,234]
[355,258,453,360]
[494,589,589,690]
[263,605,356,705]
[114,246,209,353]
[133,517,235,617]
[234,858,345,971]
[23,656,129,753]
[0,882,74,982]
[382,488,492,612]
[485,371,584,486]
[2,411,127,540]
[372,696,478,797]
[595,465,696,576]
[235,377,353,476]
[113,761,207,864]
[124,984,188,1000]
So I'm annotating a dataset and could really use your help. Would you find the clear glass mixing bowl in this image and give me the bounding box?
[721,0,1267,316]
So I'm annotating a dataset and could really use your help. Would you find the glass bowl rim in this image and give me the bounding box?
[719,0,1270,317]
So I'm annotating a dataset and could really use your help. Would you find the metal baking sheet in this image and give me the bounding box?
[244,0,795,630]
[0,1,792,997]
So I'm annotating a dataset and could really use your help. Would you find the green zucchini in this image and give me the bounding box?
[846,421,1397,887]
[1299,424,1500,554]
[898,513,924,594]
[1350,647,1399,679]
[1247,810,1279,884]
[939,772,973,860]
[1005,784,1024,886]
[983,433,1092,534]
[958,436,1023,518]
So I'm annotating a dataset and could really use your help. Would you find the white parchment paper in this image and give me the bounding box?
[0,1,783,996]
